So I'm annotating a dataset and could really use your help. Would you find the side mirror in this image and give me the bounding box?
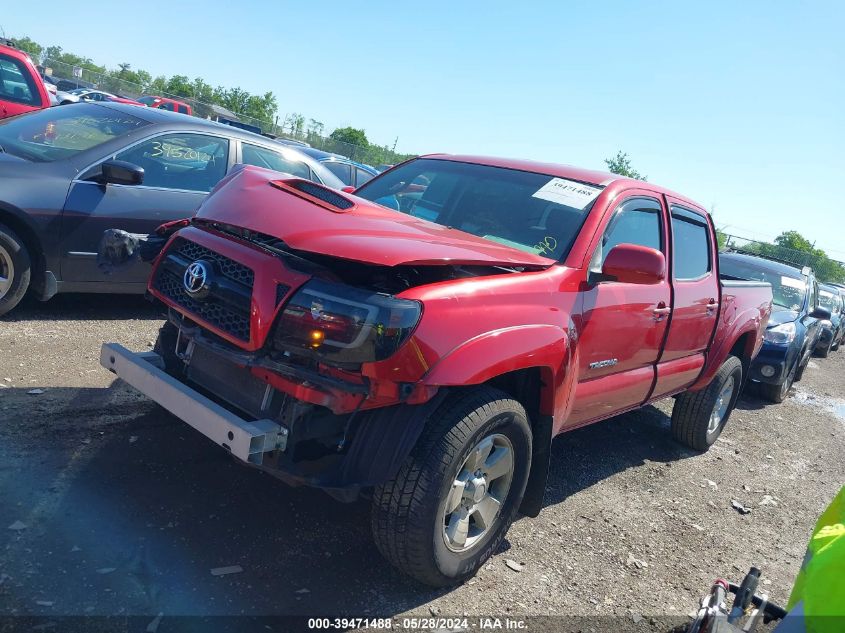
[341,185,356,194]
[600,243,666,284]
[811,306,832,320]
[99,160,144,186]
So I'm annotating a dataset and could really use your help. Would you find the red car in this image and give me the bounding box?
[101,156,773,586]
[0,42,50,118]
[137,95,192,115]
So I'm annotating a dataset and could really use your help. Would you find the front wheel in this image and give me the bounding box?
[671,355,743,451]
[371,387,532,586]
[760,359,797,404]
[0,223,32,317]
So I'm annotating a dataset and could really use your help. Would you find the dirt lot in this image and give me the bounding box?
[1,294,843,630]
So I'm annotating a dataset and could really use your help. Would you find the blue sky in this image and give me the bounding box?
[3,1,843,256]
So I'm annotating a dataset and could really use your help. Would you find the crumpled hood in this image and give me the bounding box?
[193,165,556,268]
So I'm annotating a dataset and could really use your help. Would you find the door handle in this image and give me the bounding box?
[706,298,718,314]
[653,303,671,320]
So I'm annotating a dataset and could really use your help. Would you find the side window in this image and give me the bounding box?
[177,105,189,114]
[158,102,175,111]
[241,143,312,180]
[325,161,352,185]
[671,206,711,280]
[114,133,229,192]
[355,168,375,187]
[0,55,39,106]
[591,198,663,271]
[808,280,817,311]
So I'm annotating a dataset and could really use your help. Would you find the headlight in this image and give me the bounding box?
[820,319,833,328]
[764,321,797,345]
[273,278,422,367]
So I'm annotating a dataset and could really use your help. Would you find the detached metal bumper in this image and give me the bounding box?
[100,343,287,465]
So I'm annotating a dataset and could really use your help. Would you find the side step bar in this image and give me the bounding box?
[100,343,287,465]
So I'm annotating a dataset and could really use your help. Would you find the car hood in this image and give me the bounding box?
[0,152,29,165]
[768,306,800,326]
[193,165,556,268]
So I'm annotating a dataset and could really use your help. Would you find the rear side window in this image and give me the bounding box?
[242,143,311,180]
[177,104,189,114]
[355,167,375,187]
[325,161,352,185]
[671,206,711,280]
[0,54,40,106]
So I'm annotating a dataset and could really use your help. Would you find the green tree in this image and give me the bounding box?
[165,75,194,98]
[604,151,646,180]
[330,127,368,147]
[13,37,43,62]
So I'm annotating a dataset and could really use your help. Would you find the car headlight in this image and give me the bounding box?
[273,278,422,368]
[764,321,797,345]
[820,319,833,328]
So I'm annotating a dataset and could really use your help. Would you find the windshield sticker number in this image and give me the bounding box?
[532,178,601,209]
[781,276,806,290]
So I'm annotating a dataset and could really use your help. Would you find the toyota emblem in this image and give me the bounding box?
[183,261,211,297]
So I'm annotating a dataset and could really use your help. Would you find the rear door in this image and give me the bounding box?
[567,193,671,425]
[60,131,232,284]
[651,201,719,399]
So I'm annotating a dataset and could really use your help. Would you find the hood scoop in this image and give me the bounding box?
[269,178,355,213]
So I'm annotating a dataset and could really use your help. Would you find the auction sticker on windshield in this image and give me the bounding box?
[782,276,806,290]
[532,178,601,209]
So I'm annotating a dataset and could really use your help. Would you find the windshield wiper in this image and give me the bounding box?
[0,144,5,153]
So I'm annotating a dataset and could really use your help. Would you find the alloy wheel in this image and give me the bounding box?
[442,433,515,552]
[708,375,735,434]
[0,244,14,300]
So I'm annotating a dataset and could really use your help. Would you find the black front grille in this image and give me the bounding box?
[172,239,255,286]
[153,238,253,342]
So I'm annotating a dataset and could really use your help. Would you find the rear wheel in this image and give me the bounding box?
[671,355,743,451]
[0,223,32,317]
[371,387,532,586]
[760,359,797,403]
[817,339,832,358]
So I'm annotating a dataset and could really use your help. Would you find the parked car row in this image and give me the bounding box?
[719,251,841,402]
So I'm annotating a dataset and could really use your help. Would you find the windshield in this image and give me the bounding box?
[0,106,148,162]
[354,158,602,260]
[137,96,157,105]
[819,287,841,313]
[720,257,808,311]
[69,88,89,95]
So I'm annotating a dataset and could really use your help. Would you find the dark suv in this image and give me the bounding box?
[719,252,829,402]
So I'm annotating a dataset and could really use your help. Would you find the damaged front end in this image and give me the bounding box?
[99,168,540,499]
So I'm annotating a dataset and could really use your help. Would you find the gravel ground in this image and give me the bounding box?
[1,293,843,631]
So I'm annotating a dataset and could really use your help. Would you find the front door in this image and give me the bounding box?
[60,132,230,284]
[567,194,671,425]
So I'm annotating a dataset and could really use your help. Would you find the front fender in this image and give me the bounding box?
[421,324,568,410]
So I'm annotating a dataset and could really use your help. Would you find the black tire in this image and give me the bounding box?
[671,355,743,451]
[0,223,32,317]
[817,340,832,358]
[371,386,532,587]
[152,320,185,377]
[760,359,797,404]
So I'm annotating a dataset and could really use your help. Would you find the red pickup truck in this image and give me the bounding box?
[100,156,772,586]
